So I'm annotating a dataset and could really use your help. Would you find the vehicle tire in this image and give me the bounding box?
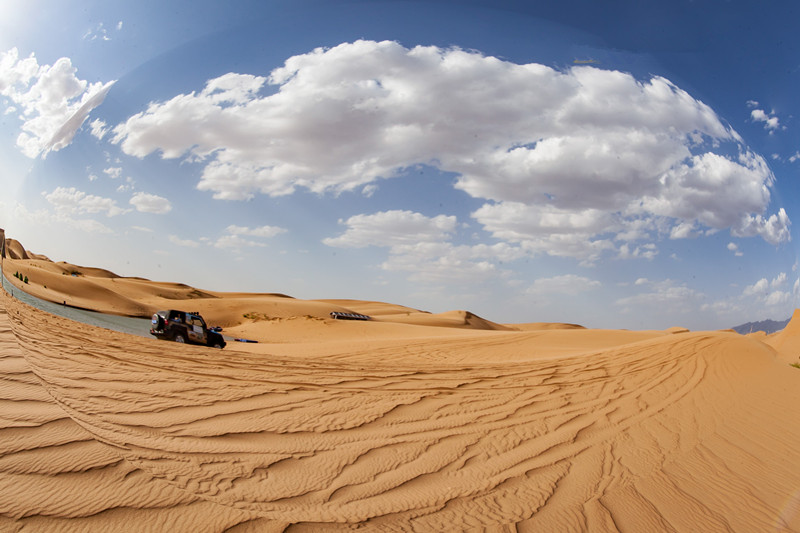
[213,343,223,349]
[173,332,186,343]
[152,313,165,330]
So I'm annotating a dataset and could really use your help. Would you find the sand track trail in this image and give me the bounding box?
[0,295,284,532]
[3,289,800,531]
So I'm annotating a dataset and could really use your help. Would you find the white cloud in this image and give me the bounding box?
[214,234,267,250]
[130,192,172,214]
[750,107,780,131]
[742,278,768,297]
[743,272,787,296]
[764,290,791,307]
[226,224,286,238]
[618,243,658,260]
[731,207,790,245]
[742,272,794,309]
[213,224,287,250]
[616,278,703,308]
[323,210,457,248]
[471,202,616,263]
[82,22,119,42]
[324,210,524,283]
[380,242,502,283]
[89,118,109,140]
[0,48,115,158]
[168,235,199,248]
[43,186,126,217]
[789,152,800,163]
[669,221,697,239]
[110,40,789,266]
[527,274,601,296]
[707,272,799,320]
[103,166,122,178]
[14,202,113,234]
[727,242,743,257]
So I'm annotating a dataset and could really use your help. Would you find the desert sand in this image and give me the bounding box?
[2,238,800,532]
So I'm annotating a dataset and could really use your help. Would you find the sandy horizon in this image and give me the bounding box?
[2,237,800,531]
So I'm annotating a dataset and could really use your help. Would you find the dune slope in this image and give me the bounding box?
[4,289,800,531]
[0,294,291,531]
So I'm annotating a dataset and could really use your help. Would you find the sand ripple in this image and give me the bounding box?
[3,292,800,531]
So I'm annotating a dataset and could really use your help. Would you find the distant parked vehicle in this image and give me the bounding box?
[330,311,371,321]
[150,310,226,349]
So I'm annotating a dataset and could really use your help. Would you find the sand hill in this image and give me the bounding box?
[2,238,800,531]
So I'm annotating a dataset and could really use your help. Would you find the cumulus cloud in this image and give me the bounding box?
[323,210,456,248]
[110,40,789,262]
[14,202,113,234]
[527,274,601,296]
[130,192,172,214]
[743,272,786,296]
[168,235,199,248]
[380,242,499,283]
[43,186,126,217]
[0,48,115,158]
[226,224,287,238]
[472,201,617,264]
[82,21,122,42]
[214,224,287,249]
[747,101,781,132]
[703,272,797,320]
[731,207,790,245]
[103,166,122,178]
[727,242,743,256]
[741,272,796,309]
[616,278,703,308]
[214,234,266,250]
[324,210,523,282]
[89,118,109,140]
[618,243,658,260]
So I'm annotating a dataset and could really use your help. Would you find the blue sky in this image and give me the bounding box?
[1,0,798,329]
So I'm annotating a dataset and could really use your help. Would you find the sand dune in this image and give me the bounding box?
[765,309,800,366]
[0,294,277,531]
[2,240,800,530]
[3,290,800,530]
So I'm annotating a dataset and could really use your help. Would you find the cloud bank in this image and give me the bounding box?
[0,48,115,158]
[129,192,172,214]
[110,40,789,265]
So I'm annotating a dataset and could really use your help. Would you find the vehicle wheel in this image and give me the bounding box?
[213,343,223,349]
[173,333,186,343]
[151,313,165,329]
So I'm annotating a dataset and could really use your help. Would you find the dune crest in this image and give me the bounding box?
[4,239,29,260]
[4,251,512,335]
[765,308,800,365]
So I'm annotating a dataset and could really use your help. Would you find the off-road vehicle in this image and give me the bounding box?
[150,310,226,349]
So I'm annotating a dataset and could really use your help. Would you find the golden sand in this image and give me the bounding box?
[2,244,800,531]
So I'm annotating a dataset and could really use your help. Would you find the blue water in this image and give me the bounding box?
[1,261,154,338]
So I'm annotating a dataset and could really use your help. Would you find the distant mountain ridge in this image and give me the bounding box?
[731,317,790,335]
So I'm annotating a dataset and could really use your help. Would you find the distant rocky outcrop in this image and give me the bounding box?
[731,317,790,335]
